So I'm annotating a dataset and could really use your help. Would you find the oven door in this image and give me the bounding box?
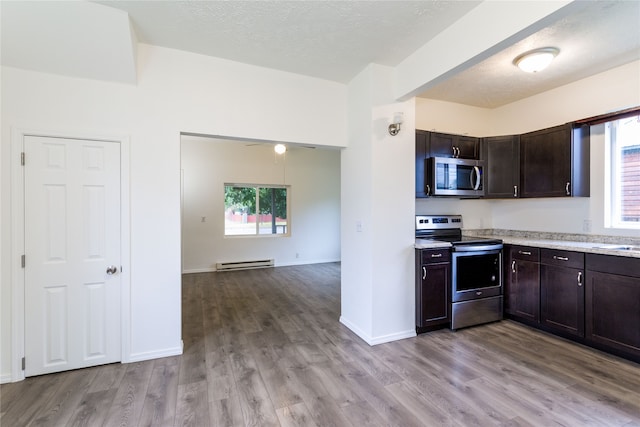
[452,248,502,303]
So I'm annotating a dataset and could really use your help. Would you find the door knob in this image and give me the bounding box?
[106,265,118,275]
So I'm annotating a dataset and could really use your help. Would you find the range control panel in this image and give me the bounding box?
[415,215,463,231]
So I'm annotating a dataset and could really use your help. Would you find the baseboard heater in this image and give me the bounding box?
[215,259,274,272]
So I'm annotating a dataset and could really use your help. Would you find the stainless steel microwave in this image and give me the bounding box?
[426,157,485,197]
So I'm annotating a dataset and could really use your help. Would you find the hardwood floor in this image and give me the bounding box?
[2,262,640,426]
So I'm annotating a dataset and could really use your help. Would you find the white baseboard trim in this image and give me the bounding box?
[126,343,183,363]
[182,258,340,274]
[368,329,416,345]
[339,316,373,345]
[339,316,416,346]
[182,267,216,274]
[276,258,341,267]
[0,373,13,384]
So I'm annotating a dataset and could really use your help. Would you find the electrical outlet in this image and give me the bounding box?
[356,220,363,232]
[583,219,592,233]
[295,253,299,259]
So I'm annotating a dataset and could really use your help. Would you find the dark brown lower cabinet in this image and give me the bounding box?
[540,249,585,338]
[586,254,640,359]
[504,247,639,363]
[505,246,540,324]
[416,248,451,333]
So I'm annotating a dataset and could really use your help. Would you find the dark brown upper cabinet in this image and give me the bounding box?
[416,130,480,198]
[482,135,520,198]
[430,132,479,159]
[416,130,430,198]
[519,123,590,198]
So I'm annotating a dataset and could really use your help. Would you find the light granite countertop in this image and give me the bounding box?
[468,229,640,259]
[415,229,640,259]
[414,239,452,250]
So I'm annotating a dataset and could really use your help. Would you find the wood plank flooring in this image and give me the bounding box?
[2,262,640,426]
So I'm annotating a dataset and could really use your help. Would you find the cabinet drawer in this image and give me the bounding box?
[586,254,640,278]
[541,249,584,269]
[421,249,451,264]
[511,245,540,262]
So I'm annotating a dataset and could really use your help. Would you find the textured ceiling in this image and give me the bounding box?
[96,0,480,83]
[3,1,638,108]
[419,0,640,108]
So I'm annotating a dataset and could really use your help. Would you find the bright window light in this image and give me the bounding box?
[605,115,640,229]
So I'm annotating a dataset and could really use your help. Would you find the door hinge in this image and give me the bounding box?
[21,254,25,268]
[21,357,25,370]
[21,152,25,166]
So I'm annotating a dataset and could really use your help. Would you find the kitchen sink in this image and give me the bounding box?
[590,244,640,251]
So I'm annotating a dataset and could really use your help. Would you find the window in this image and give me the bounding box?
[224,184,289,236]
[606,114,640,229]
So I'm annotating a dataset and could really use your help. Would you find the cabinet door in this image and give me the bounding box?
[456,136,479,159]
[505,246,540,323]
[511,259,541,323]
[417,263,450,327]
[540,264,585,337]
[416,130,430,198]
[483,135,520,198]
[430,132,478,159]
[586,271,640,358]
[430,132,455,158]
[416,249,450,331]
[520,124,572,198]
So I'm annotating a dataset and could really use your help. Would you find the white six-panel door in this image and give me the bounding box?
[24,136,121,376]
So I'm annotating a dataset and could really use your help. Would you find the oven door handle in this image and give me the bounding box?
[453,243,503,252]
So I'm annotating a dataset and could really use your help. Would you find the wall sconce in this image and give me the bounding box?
[388,112,404,136]
[274,144,286,154]
[513,47,560,73]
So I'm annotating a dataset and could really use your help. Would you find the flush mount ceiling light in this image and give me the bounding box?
[274,144,286,154]
[513,47,560,73]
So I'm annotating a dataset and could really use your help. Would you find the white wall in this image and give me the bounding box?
[415,61,640,237]
[181,136,341,272]
[1,44,347,380]
[340,64,416,345]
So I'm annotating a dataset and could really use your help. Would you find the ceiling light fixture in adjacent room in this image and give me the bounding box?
[513,47,560,73]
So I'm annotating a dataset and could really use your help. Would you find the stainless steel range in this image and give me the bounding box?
[416,215,503,330]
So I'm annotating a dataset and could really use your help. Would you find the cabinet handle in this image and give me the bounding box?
[511,260,516,273]
[518,250,532,256]
[553,255,569,261]
[513,185,518,198]
[565,182,571,196]
[577,271,583,287]
[422,266,427,280]
[431,253,443,258]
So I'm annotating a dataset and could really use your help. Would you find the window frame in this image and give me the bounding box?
[604,114,640,230]
[223,183,290,237]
